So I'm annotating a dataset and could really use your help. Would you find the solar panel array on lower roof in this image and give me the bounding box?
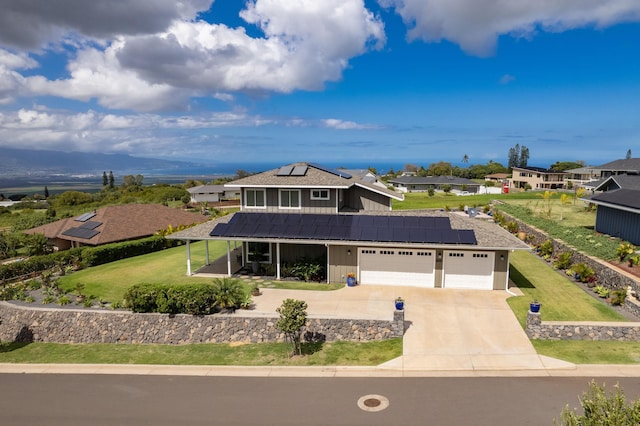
[210,213,476,244]
[62,227,100,239]
[80,220,102,230]
[75,211,96,222]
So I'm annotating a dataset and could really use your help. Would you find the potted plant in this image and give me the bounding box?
[529,300,541,313]
[395,297,405,310]
[346,272,357,287]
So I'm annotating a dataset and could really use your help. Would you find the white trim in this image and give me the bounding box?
[244,188,266,209]
[226,184,350,189]
[278,189,302,210]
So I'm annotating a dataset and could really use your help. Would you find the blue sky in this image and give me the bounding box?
[0,0,639,172]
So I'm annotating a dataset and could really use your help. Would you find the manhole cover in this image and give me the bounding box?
[357,394,389,412]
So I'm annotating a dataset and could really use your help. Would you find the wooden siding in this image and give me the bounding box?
[255,188,336,213]
[595,206,640,245]
[342,186,390,211]
[328,245,358,283]
[493,250,509,290]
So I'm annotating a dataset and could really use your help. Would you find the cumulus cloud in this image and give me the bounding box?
[13,0,385,111]
[0,0,212,49]
[380,0,640,56]
[322,118,380,130]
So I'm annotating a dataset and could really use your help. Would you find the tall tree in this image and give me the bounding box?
[276,299,308,356]
[44,186,49,198]
[102,171,108,186]
[108,171,115,189]
[462,154,469,165]
[519,146,530,167]
[626,149,632,160]
[508,144,520,169]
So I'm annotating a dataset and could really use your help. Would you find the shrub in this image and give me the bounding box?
[553,252,573,270]
[572,262,596,283]
[610,288,627,306]
[212,278,246,310]
[593,285,610,299]
[123,282,220,315]
[556,381,640,425]
[616,242,635,262]
[58,296,71,305]
[283,257,326,282]
[538,240,554,258]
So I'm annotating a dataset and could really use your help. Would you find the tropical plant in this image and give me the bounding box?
[593,285,610,299]
[616,242,635,262]
[538,239,554,258]
[556,381,640,425]
[212,278,245,310]
[572,262,596,283]
[553,251,573,270]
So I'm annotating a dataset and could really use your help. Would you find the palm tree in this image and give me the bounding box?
[462,154,469,164]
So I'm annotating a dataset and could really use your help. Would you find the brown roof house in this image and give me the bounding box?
[26,204,209,251]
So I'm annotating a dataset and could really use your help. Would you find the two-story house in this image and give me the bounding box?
[510,166,567,190]
[168,162,529,290]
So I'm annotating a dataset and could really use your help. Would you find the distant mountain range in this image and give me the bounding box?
[0,147,205,177]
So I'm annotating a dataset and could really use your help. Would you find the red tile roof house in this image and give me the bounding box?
[168,162,529,290]
[25,204,209,251]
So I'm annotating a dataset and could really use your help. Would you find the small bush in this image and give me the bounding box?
[123,282,221,315]
[610,288,627,306]
[556,381,640,425]
[593,285,610,299]
[553,252,573,270]
[506,221,518,234]
[616,242,635,262]
[538,240,554,258]
[58,296,71,305]
[572,262,596,283]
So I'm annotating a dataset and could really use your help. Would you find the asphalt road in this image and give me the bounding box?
[2,375,640,425]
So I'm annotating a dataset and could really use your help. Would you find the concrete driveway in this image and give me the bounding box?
[249,284,570,372]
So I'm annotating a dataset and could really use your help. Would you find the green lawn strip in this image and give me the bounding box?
[532,340,640,364]
[0,338,402,366]
[503,198,595,228]
[392,191,540,210]
[507,250,626,328]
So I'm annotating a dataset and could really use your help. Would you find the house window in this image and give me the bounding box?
[245,189,266,208]
[279,189,300,209]
[311,189,330,200]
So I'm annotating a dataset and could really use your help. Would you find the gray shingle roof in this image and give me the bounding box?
[595,158,640,172]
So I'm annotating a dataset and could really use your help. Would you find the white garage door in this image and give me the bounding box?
[443,251,494,290]
[359,248,435,287]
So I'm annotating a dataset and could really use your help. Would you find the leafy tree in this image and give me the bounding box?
[549,161,583,171]
[556,381,640,425]
[508,144,520,169]
[0,232,21,259]
[519,146,529,167]
[22,233,50,256]
[442,184,452,194]
[403,163,419,173]
[367,166,377,175]
[55,191,93,207]
[235,169,251,179]
[102,171,108,186]
[276,299,308,356]
[108,171,115,189]
[427,161,452,176]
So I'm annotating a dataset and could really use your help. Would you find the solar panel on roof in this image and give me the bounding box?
[75,212,96,222]
[290,165,308,176]
[80,221,102,230]
[308,163,352,179]
[276,165,294,176]
[62,227,99,239]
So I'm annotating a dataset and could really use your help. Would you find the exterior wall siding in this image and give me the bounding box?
[342,186,390,211]
[493,250,509,290]
[329,245,358,284]
[595,206,640,245]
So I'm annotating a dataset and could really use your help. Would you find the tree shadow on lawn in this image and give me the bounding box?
[509,264,535,289]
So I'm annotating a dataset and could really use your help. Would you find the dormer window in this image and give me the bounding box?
[311,189,330,200]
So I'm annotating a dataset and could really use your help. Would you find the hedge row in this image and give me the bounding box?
[124,282,220,315]
[0,236,174,281]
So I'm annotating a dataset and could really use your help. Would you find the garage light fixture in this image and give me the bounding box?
[347,249,351,256]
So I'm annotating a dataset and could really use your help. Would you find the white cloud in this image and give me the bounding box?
[500,74,516,84]
[322,118,380,130]
[17,0,385,111]
[380,0,640,56]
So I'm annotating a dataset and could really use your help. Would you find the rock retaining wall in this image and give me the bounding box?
[526,311,640,341]
[501,212,640,296]
[0,303,404,344]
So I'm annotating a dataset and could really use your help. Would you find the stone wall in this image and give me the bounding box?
[526,311,640,341]
[0,303,404,344]
[501,212,640,295]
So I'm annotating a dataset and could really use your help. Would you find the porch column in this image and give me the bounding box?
[226,241,232,277]
[205,240,210,265]
[186,240,192,276]
[276,242,281,280]
[326,244,330,284]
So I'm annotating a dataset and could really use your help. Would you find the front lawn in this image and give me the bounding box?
[393,191,539,210]
[0,338,402,366]
[507,250,626,328]
[532,340,640,364]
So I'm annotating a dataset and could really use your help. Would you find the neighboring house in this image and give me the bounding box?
[187,185,240,204]
[510,166,567,190]
[580,174,640,245]
[224,162,403,213]
[484,173,510,183]
[387,175,481,194]
[596,158,640,178]
[564,166,602,188]
[25,204,208,251]
[168,162,529,290]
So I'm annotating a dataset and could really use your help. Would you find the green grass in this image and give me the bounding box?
[393,191,540,210]
[506,250,626,328]
[505,198,595,228]
[0,338,402,366]
[58,241,343,302]
[532,340,640,364]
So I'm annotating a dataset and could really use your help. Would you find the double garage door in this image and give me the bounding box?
[358,248,495,290]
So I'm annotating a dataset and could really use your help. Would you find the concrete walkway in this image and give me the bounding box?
[2,284,639,377]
